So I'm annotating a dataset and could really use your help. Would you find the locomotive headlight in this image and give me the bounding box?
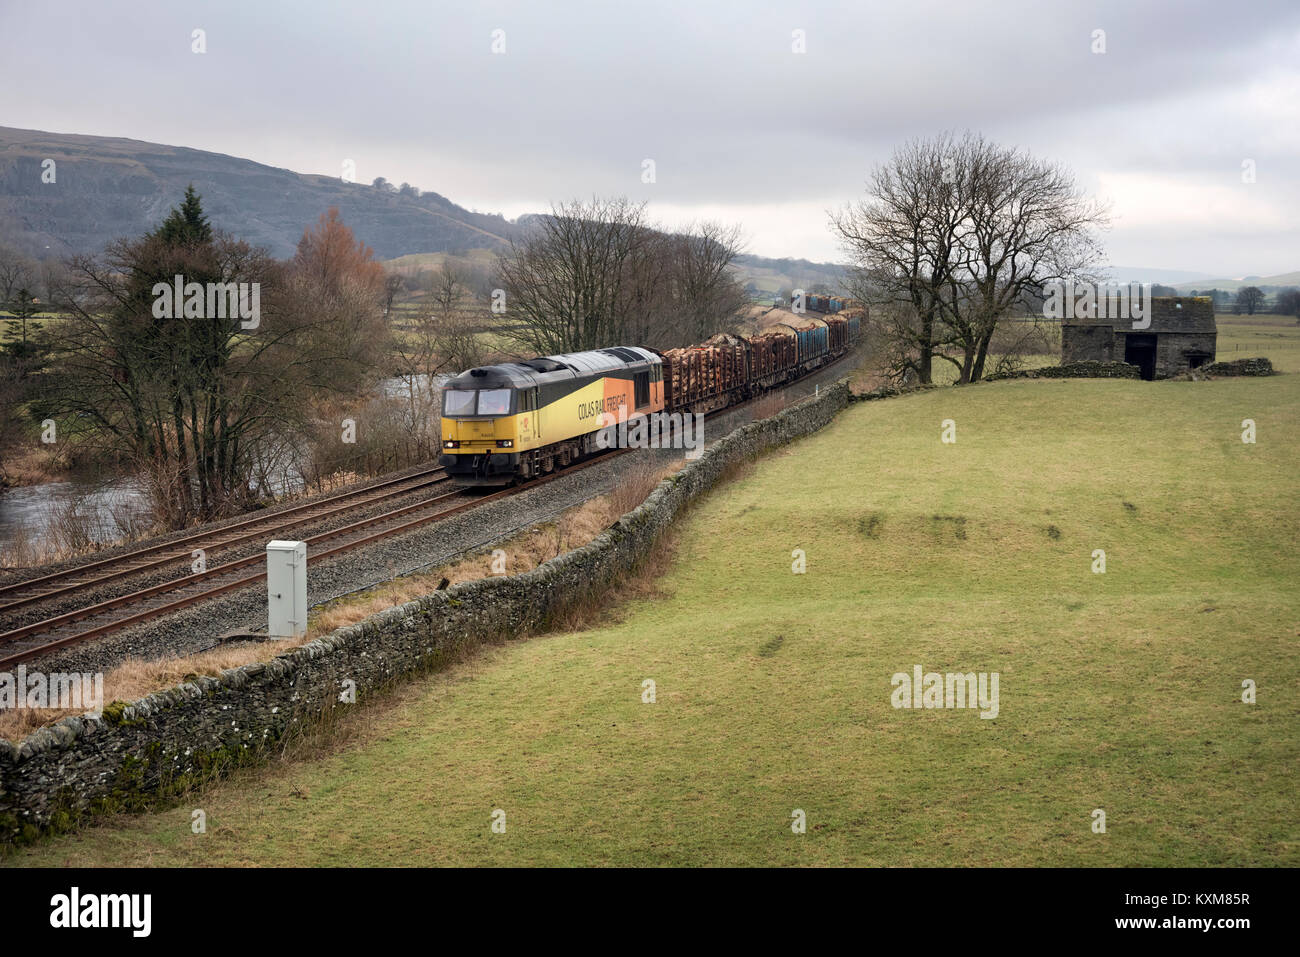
[496,439,513,448]
[443,440,460,449]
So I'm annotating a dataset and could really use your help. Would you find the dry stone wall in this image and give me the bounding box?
[1201,357,1274,376]
[984,360,1141,381]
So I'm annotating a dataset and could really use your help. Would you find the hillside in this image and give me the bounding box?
[0,127,855,289]
[0,127,516,259]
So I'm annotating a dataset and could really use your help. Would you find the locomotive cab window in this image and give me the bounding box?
[477,389,512,416]
[634,371,650,408]
[443,389,476,417]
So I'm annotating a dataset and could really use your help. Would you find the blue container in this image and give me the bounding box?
[795,326,829,362]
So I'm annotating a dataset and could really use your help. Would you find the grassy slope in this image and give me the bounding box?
[382,249,499,272]
[10,374,1298,867]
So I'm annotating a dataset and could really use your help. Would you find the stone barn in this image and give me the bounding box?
[1061,296,1217,380]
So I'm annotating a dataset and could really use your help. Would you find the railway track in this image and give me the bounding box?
[0,349,858,668]
[0,464,451,617]
[0,451,627,668]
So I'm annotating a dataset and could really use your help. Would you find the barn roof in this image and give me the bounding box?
[1060,297,1217,334]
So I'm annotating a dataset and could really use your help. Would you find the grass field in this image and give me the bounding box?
[1216,315,1300,372]
[10,365,1297,867]
[381,248,499,273]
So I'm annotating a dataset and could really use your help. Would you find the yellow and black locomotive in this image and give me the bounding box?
[440,347,664,484]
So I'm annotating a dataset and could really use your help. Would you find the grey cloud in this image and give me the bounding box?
[1,0,1296,271]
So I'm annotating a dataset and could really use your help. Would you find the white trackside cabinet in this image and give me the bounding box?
[266,540,307,638]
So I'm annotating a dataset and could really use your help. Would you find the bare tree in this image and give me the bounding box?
[832,132,1107,384]
[666,220,750,345]
[832,136,961,384]
[427,263,485,370]
[1274,288,1300,319]
[496,197,748,354]
[383,273,403,318]
[387,263,487,454]
[498,197,651,354]
[0,243,36,306]
[1235,286,1264,316]
[391,266,476,394]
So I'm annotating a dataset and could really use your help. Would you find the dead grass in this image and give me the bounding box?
[0,522,40,570]
[0,455,685,743]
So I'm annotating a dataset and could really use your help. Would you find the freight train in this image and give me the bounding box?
[439,311,862,484]
[804,293,854,314]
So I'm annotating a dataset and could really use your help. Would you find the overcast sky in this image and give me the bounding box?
[2,0,1297,276]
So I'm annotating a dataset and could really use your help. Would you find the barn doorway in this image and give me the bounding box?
[1186,351,1212,370]
[1124,334,1157,380]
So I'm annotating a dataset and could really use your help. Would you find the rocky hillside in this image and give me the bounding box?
[0,127,516,259]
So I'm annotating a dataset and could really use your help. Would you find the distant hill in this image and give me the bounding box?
[1103,265,1217,285]
[730,254,848,296]
[1169,271,1300,293]
[0,126,517,259]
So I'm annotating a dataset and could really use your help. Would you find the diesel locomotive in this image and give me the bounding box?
[440,309,862,485]
[440,346,664,484]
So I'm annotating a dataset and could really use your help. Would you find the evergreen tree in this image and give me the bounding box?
[152,184,213,246]
[1,286,42,363]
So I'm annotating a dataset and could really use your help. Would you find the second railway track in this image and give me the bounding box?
[0,464,452,617]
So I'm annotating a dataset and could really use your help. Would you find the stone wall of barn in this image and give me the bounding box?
[1061,324,1117,363]
[1061,297,1217,378]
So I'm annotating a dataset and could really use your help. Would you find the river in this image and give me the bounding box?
[0,472,151,564]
